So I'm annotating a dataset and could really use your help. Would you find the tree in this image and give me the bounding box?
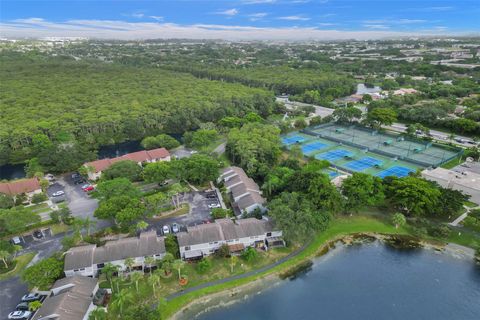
[176,155,219,184]
[89,307,106,320]
[124,258,135,273]
[215,244,230,258]
[332,107,362,123]
[22,257,63,290]
[159,252,174,276]
[113,289,132,315]
[438,188,469,217]
[83,217,94,236]
[96,178,140,200]
[341,173,385,213]
[144,256,156,274]
[184,129,218,149]
[241,247,257,263]
[0,207,41,236]
[165,235,180,258]
[102,160,142,181]
[0,193,14,209]
[172,259,185,280]
[148,273,161,298]
[365,108,397,128]
[136,220,149,232]
[385,176,441,216]
[0,250,10,268]
[290,145,303,159]
[196,258,212,274]
[230,255,238,273]
[392,213,406,229]
[143,162,171,183]
[102,263,120,291]
[130,271,143,293]
[211,208,231,219]
[28,301,42,311]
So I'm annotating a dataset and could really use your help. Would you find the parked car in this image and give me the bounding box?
[73,177,86,184]
[81,184,91,190]
[83,185,94,192]
[162,225,170,235]
[15,302,29,311]
[208,203,221,209]
[10,236,23,246]
[172,223,180,233]
[205,193,217,199]
[8,311,31,320]
[52,190,65,197]
[21,292,41,302]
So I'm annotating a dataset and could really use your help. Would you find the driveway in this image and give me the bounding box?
[0,276,28,320]
[59,175,98,220]
[148,191,221,232]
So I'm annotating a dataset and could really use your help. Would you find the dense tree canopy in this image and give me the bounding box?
[101,160,142,181]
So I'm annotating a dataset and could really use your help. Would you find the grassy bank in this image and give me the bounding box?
[161,216,410,319]
[0,252,36,281]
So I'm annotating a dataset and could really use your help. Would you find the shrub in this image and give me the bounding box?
[211,208,231,219]
[31,193,47,204]
[428,225,451,238]
[241,247,258,263]
[196,258,212,274]
[215,244,230,258]
[49,211,60,223]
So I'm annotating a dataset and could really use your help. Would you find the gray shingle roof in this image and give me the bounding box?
[221,166,265,211]
[177,223,223,247]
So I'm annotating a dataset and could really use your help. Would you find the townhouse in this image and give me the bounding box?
[220,166,266,216]
[0,178,42,200]
[33,276,99,320]
[83,147,170,180]
[64,230,166,277]
[177,218,284,260]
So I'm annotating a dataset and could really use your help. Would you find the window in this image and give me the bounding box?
[227,240,233,243]
[97,263,105,269]
[185,246,191,251]
[214,241,218,244]
[267,232,272,237]
[209,242,214,245]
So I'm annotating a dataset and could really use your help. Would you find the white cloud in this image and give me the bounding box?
[317,23,337,26]
[248,12,268,21]
[0,18,461,41]
[215,9,239,16]
[149,16,164,22]
[363,24,390,30]
[277,15,310,21]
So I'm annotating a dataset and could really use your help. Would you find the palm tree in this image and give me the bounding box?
[130,271,143,293]
[172,259,185,280]
[230,255,238,273]
[136,220,149,233]
[148,273,161,298]
[113,289,132,315]
[124,258,135,273]
[0,250,10,268]
[144,256,156,274]
[160,252,174,276]
[83,217,94,236]
[72,218,84,241]
[102,263,119,292]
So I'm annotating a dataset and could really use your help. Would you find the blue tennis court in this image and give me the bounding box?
[301,141,328,154]
[282,135,306,145]
[376,166,414,178]
[315,149,353,161]
[345,157,383,172]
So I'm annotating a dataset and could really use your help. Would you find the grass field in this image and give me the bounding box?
[0,252,36,281]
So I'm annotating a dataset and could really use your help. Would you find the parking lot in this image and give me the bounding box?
[58,175,99,220]
[148,189,224,234]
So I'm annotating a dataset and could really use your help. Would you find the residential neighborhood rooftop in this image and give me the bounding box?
[0,178,40,196]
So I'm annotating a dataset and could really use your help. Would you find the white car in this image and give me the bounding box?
[8,311,31,320]
[208,203,221,209]
[162,225,170,235]
[172,223,180,233]
[52,190,65,197]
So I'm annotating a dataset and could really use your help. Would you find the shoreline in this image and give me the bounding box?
[169,232,478,320]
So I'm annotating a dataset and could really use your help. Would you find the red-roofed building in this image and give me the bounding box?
[0,178,42,198]
[84,147,170,180]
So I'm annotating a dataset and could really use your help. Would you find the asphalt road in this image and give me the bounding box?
[0,276,28,320]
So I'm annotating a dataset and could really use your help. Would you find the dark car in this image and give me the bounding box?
[15,302,29,311]
[21,293,41,302]
[205,193,217,199]
[32,230,43,239]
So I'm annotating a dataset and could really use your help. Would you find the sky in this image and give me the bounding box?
[1,0,479,40]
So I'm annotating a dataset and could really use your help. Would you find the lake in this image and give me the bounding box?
[197,241,480,320]
[0,163,27,181]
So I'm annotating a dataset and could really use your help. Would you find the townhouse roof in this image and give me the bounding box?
[0,178,41,196]
[221,166,265,212]
[234,193,266,211]
[84,147,170,173]
[33,276,98,320]
[177,218,275,248]
[64,231,165,271]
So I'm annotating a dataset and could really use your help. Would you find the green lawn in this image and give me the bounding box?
[0,252,36,281]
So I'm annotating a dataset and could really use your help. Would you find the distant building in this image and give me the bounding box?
[83,147,170,180]
[421,167,480,205]
[392,88,418,96]
[64,231,166,277]
[220,167,266,216]
[32,275,98,320]
[177,218,284,260]
[0,178,42,199]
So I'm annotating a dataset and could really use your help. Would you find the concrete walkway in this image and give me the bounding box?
[449,205,479,227]
[165,242,309,301]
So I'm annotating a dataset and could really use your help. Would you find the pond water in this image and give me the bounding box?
[356,83,382,95]
[97,140,143,159]
[197,242,480,320]
[0,163,27,180]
